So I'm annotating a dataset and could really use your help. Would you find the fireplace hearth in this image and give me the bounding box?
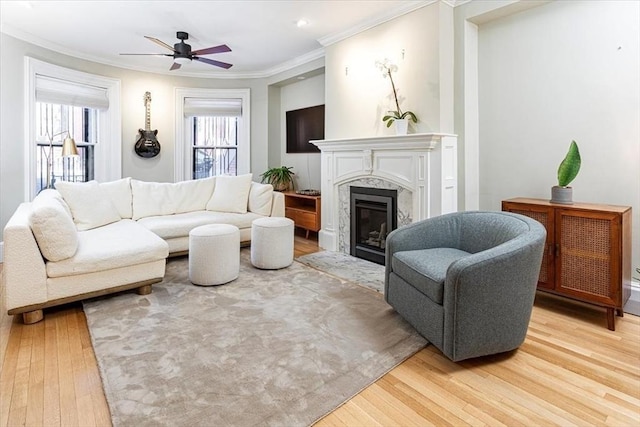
[350,187,397,265]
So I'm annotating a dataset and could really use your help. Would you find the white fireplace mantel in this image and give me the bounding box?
[311,133,458,252]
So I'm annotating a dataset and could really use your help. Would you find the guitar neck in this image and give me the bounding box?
[144,92,152,131]
[145,104,151,131]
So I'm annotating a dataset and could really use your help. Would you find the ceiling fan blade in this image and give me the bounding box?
[194,57,233,69]
[120,53,173,56]
[170,62,182,71]
[191,44,232,56]
[144,36,176,52]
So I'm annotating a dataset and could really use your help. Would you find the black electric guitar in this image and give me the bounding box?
[135,92,161,158]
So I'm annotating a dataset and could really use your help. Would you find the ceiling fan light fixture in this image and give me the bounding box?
[174,57,191,65]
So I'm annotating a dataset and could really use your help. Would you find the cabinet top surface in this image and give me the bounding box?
[283,191,321,200]
[503,198,631,213]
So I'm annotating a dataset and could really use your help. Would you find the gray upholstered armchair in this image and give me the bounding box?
[385,211,546,362]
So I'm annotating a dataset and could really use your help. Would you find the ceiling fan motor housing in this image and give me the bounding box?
[174,41,192,57]
[174,32,192,59]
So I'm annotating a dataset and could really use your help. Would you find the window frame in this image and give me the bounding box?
[174,87,250,181]
[24,57,121,200]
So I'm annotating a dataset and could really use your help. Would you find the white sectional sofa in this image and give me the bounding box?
[2,174,284,324]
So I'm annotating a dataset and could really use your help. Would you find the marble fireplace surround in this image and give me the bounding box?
[312,133,458,253]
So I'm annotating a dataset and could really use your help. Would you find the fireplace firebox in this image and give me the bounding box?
[350,187,397,265]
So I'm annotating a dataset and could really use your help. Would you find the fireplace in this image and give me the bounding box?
[350,187,397,265]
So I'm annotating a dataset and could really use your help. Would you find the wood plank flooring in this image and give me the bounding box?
[1,233,639,426]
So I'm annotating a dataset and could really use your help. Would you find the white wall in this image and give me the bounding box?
[280,74,325,190]
[324,2,451,139]
[476,0,640,274]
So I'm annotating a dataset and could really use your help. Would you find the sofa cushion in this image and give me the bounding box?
[131,180,178,219]
[248,182,274,216]
[29,192,78,262]
[173,177,216,214]
[55,180,121,231]
[206,174,252,214]
[46,219,169,278]
[392,248,470,304]
[131,178,216,219]
[99,177,132,219]
[137,210,264,240]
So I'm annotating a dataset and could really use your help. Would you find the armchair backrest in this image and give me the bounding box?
[457,211,532,254]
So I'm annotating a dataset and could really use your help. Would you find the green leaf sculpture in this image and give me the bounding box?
[557,140,581,187]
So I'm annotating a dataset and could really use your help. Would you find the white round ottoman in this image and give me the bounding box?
[189,224,240,286]
[251,217,294,269]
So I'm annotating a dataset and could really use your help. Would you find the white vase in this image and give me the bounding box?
[550,185,573,204]
[394,119,408,135]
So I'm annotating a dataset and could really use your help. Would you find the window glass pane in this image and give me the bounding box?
[191,116,238,179]
[36,102,97,192]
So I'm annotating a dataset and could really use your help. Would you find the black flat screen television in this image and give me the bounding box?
[286,104,324,153]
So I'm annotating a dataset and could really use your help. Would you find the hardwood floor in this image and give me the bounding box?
[1,234,639,426]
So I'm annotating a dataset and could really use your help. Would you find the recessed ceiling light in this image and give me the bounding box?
[296,19,309,28]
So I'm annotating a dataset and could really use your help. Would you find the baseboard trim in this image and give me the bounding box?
[624,280,640,316]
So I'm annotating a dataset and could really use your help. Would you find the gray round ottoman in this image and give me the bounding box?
[251,217,294,269]
[189,224,240,285]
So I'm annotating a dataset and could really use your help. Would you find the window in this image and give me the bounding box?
[25,58,121,200]
[35,103,97,191]
[191,116,238,179]
[175,88,250,181]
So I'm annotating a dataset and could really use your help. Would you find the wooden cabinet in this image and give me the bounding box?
[284,192,321,238]
[502,198,632,331]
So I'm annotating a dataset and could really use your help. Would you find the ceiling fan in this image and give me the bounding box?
[121,31,232,70]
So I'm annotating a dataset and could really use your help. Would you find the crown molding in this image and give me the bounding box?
[441,0,473,7]
[317,0,436,47]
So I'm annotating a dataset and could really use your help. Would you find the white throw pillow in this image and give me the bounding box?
[173,177,216,214]
[131,180,178,220]
[55,181,121,230]
[100,177,133,219]
[206,174,253,214]
[29,194,78,261]
[248,182,274,216]
[36,189,73,218]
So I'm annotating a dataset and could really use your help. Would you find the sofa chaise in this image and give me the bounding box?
[3,174,284,324]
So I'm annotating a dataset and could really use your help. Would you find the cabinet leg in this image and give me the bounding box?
[616,308,624,317]
[305,229,309,239]
[606,308,615,331]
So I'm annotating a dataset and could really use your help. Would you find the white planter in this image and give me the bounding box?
[395,119,408,135]
[550,185,573,204]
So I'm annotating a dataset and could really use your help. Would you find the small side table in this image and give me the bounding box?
[283,191,321,239]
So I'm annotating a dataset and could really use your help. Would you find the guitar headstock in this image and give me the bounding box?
[144,91,151,106]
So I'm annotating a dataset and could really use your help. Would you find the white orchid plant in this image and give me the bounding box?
[375,58,418,128]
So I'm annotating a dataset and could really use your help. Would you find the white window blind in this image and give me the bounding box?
[35,75,109,110]
[183,98,242,117]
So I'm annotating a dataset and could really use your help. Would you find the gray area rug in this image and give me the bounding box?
[296,251,385,294]
[84,249,426,427]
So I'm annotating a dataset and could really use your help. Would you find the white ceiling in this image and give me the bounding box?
[0,0,433,79]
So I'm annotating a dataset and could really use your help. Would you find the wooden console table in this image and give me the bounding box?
[502,198,632,330]
[284,192,321,238]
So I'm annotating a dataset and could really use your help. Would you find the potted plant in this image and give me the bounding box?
[376,58,418,135]
[260,166,295,192]
[550,140,581,204]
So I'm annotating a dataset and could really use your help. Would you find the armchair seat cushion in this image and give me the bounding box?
[392,248,470,304]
